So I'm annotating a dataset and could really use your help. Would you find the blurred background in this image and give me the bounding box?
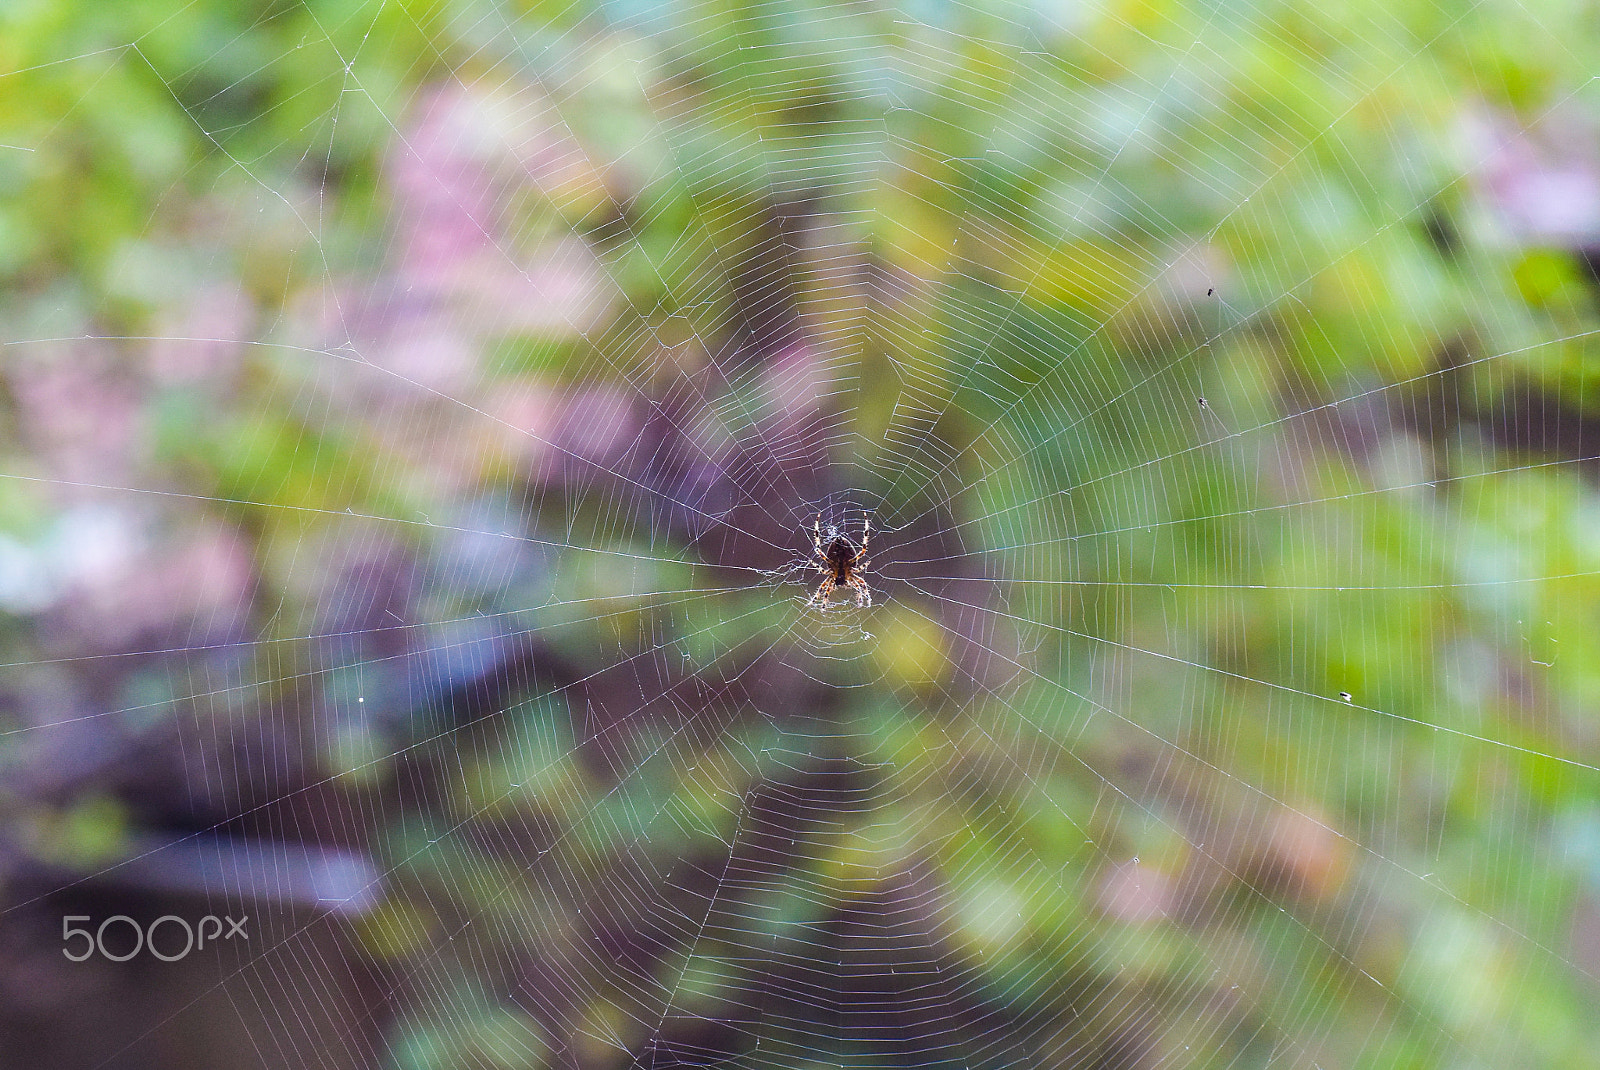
[2,0,1600,1067]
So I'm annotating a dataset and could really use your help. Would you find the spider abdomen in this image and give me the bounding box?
[826,539,856,579]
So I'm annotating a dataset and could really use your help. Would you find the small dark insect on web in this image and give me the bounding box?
[1198,395,1226,433]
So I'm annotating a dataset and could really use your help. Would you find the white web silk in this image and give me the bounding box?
[2,1,1598,1068]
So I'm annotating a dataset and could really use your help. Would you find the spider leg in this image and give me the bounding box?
[811,513,827,565]
[859,511,871,555]
[847,574,872,608]
[809,576,836,607]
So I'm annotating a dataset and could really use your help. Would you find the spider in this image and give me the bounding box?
[806,512,872,608]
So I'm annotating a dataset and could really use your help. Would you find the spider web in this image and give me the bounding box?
[2,0,1598,1067]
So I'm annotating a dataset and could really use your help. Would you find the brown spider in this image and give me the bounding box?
[806,512,872,608]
